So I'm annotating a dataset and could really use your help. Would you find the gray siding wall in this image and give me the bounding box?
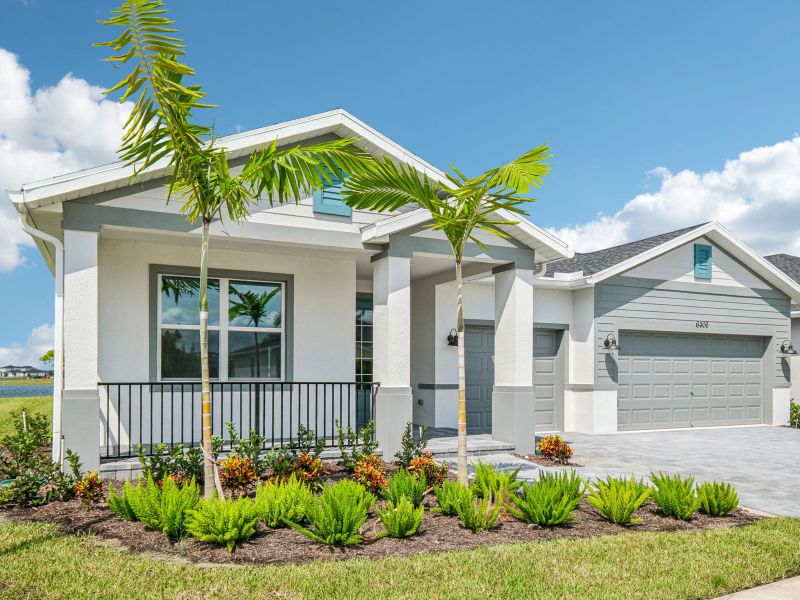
[594,275,791,393]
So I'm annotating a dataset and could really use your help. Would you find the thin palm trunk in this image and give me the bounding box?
[455,258,468,485]
[199,220,214,497]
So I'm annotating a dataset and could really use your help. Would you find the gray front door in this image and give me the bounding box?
[617,332,765,431]
[464,325,494,434]
[533,329,564,431]
[465,325,564,434]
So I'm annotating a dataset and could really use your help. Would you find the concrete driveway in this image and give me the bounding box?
[561,426,800,516]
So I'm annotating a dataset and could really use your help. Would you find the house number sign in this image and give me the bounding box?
[695,321,710,328]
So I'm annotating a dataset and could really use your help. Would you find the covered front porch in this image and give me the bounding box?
[57,208,569,471]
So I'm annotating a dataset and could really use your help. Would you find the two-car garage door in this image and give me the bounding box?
[617,332,765,431]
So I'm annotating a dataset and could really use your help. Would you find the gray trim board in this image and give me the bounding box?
[535,322,569,330]
[564,384,617,391]
[608,275,789,302]
[465,318,494,328]
[63,203,198,233]
[387,234,537,269]
[148,264,294,381]
[417,383,459,390]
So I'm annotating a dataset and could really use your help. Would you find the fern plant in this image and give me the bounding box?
[456,491,501,532]
[696,481,739,517]
[587,476,650,525]
[383,468,427,508]
[376,497,424,539]
[186,496,259,552]
[254,474,315,528]
[107,481,138,521]
[123,475,199,538]
[649,472,701,520]
[288,480,375,546]
[433,481,472,516]
[508,479,581,526]
[538,470,584,503]
[470,462,522,499]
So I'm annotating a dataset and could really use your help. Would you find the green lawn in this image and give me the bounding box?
[0,518,798,599]
[0,378,52,386]
[0,396,51,438]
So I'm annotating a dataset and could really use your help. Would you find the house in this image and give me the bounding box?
[0,365,51,378]
[764,253,800,403]
[6,109,800,473]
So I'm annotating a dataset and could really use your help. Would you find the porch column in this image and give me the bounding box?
[372,254,413,458]
[62,228,101,471]
[491,264,536,453]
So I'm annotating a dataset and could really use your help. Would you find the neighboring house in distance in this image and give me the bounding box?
[5,109,800,473]
[0,365,52,378]
[764,253,800,403]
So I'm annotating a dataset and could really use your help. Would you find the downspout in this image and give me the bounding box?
[17,209,65,465]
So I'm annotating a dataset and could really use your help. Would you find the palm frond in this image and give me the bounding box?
[342,157,444,213]
[480,144,552,195]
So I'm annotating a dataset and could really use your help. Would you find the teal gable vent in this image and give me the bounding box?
[694,243,712,279]
[312,167,351,217]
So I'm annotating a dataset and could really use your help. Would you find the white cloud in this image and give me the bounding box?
[0,324,54,368]
[0,47,131,271]
[549,136,800,255]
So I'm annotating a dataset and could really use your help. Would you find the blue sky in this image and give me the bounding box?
[2,0,800,361]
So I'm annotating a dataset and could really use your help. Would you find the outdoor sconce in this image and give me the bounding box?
[603,333,619,354]
[447,329,459,346]
[780,340,798,355]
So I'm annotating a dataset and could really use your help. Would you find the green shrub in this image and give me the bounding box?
[125,475,199,538]
[383,468,427,508]
[394,422,428,467]
[455,491,501,532]
[186,495,259,552]
[649,472,701,520]
[376,497,424,538]
[107,481,138,520]
[538,470,584,503]
[288,479,375,546]
[508,479,581,526]
[135,443,203,485]
[697,481,739,517]
[790,400,799,427]
[254,474,315,528]
[433,480,472,516]
[470,462,522,499]
[335,419,378,471]
[587,476,650,525]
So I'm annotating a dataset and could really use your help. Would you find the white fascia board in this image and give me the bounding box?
[9,109,446,211]
[361,208,431,243]
[584,221,800,303]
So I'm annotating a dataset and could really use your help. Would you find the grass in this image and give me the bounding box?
[0,518,798,598]
[0,378,52,386]
[0,396,51,438]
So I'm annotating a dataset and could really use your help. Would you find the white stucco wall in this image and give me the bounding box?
[569,287,595,385]
[97,237,356,383]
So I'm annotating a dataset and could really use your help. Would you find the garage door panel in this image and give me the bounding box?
[618,332,764,430]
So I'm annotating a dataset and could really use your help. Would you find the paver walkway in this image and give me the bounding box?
[441,426,800,515]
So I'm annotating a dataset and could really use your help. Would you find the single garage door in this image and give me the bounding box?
[465,325,563,434]
[617,332,765,431]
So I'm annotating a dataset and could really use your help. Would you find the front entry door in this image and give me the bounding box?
[464,325,494,434]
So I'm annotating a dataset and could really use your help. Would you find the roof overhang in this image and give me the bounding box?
[7,109,445,212]
[537,221,800,303]
[361,207,573,263]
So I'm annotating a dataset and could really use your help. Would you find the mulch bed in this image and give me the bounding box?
[3,481,760,567]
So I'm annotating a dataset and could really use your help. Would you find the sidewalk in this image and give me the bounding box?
[716,576,800,599]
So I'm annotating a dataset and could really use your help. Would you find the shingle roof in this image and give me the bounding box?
[764,254,800,312]
[544,223,708,278]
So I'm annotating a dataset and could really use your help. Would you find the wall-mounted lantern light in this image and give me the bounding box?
[603,333,619,354]
[447,329,459,346]
[780,340,797,355]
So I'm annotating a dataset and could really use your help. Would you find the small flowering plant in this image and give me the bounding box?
[536,435,573,464]
[218,455,257,495]
[352,454,387,494]
[74,471,104,505]
[408,452,448,486]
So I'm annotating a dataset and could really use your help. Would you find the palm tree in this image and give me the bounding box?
[342,150,551,484]
[97,0,373,496]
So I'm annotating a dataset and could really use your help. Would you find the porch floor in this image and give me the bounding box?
[422,428,515,458]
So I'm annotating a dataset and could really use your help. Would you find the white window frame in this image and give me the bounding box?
[157,274,286,382]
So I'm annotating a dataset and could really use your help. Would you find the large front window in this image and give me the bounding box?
[159,275,284,380]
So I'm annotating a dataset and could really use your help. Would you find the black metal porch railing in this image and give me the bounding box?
[98,381,379,460]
